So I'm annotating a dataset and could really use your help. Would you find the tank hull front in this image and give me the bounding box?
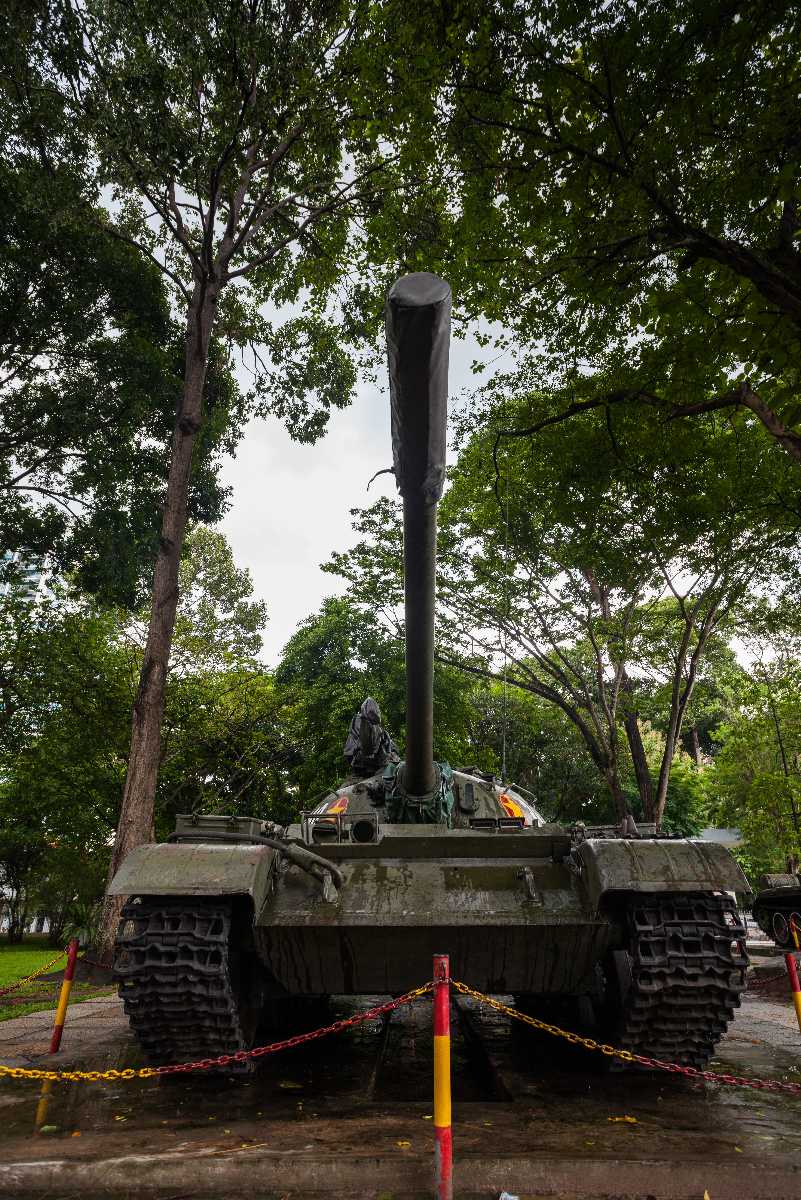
[253,920,611,995]
[252,841,613,995]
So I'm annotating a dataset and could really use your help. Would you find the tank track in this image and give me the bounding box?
[611,892,748,1068]
[114,896,256,1073]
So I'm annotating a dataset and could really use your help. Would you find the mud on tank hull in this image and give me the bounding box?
[109,805,750,1073]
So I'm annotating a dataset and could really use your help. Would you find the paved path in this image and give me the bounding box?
[0,995,123,1065]
[1,988,800,1197]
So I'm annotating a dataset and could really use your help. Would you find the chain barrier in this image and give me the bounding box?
[0,949,67,998]
[2,971,800,1095]
[0,982,433,1083]
[450,980,801,1096]
[77,954,111,971]
[749,970,790,989]
[0,948,112,1004]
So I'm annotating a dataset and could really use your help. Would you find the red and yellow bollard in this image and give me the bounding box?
[49,938,79,1054]
[785,917,801,1036]
[433,953,453,1200]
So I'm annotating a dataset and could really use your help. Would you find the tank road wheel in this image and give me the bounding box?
[114,896,265,1074]
[603,892,748,1069]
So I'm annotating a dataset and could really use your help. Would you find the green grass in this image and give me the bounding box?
[0,935,114,1023]
[0,935,68,987]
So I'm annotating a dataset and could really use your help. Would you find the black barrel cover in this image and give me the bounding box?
[386,272,451,503]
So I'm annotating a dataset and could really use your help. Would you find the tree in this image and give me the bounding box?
[327,381,797,823]
[144,525,268,674]
[275,596,406,801]
[0,795,49,943]
[1,23,246,607]
[0,593,134,942]
[31,844,109,948]
[16,0,398,952]
[0,529,277,946]
[408,1,801,473]
[636,637,745,766]
[157,669,296,834]
[710,661,801,878]
[0,160,247,606]
[449,386,797,823]
[274,595,494,802]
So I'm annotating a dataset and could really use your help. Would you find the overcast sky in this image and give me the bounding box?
[219,326,508,665]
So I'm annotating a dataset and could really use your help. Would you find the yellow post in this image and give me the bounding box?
[35,1078,53,1130]
[50,938,79,1053]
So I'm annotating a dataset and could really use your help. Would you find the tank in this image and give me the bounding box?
[752,874,801,948]
[110,272,751,1072]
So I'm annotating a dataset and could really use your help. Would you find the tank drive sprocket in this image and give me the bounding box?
[114,895,263,1072]
[606,891,747,1068]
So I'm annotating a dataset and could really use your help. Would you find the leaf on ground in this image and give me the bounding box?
[607,1115,638,1124]
[279,1080,303,1089]
[395,1139,411,1148]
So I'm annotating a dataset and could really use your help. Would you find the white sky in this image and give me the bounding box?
[219,327,509,665]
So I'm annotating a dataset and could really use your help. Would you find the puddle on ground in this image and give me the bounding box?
[1,994,800,1160]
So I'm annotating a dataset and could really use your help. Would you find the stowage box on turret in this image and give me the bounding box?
[110,273,750,1072]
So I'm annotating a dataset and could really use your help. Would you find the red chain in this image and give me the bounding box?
[78,955,111,970]
[151,984,433,1076]
[748,971,790,989]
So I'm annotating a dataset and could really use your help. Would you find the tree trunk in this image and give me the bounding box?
[97,285,217,960]
[604,764,629,822]
[624,711,653,818]
[653,616,698,829]
[654,719,680,831]
[690,726,703,767]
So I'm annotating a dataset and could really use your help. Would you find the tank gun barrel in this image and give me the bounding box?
[385,273,451,799]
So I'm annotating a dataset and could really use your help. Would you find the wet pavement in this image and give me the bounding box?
[1,983,800,1197]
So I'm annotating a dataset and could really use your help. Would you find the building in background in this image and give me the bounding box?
[0,551,49,601]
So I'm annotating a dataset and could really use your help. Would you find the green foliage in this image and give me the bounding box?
[274,594,507,803]
[157,669,296,832]
[32,847,109,948]
[0,795,49,943]
[0,98,245,605]
[648,757,707,839]
[171,526,268,670]
[28,0,398,439]
[381,0,801,474]
[326,372,795,821]
[707,663,801,875]
[0,528,283,928]
[274,596,406,802]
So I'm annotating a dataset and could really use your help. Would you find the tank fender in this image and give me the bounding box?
[574,838,750,909]
[106,842,277,908]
